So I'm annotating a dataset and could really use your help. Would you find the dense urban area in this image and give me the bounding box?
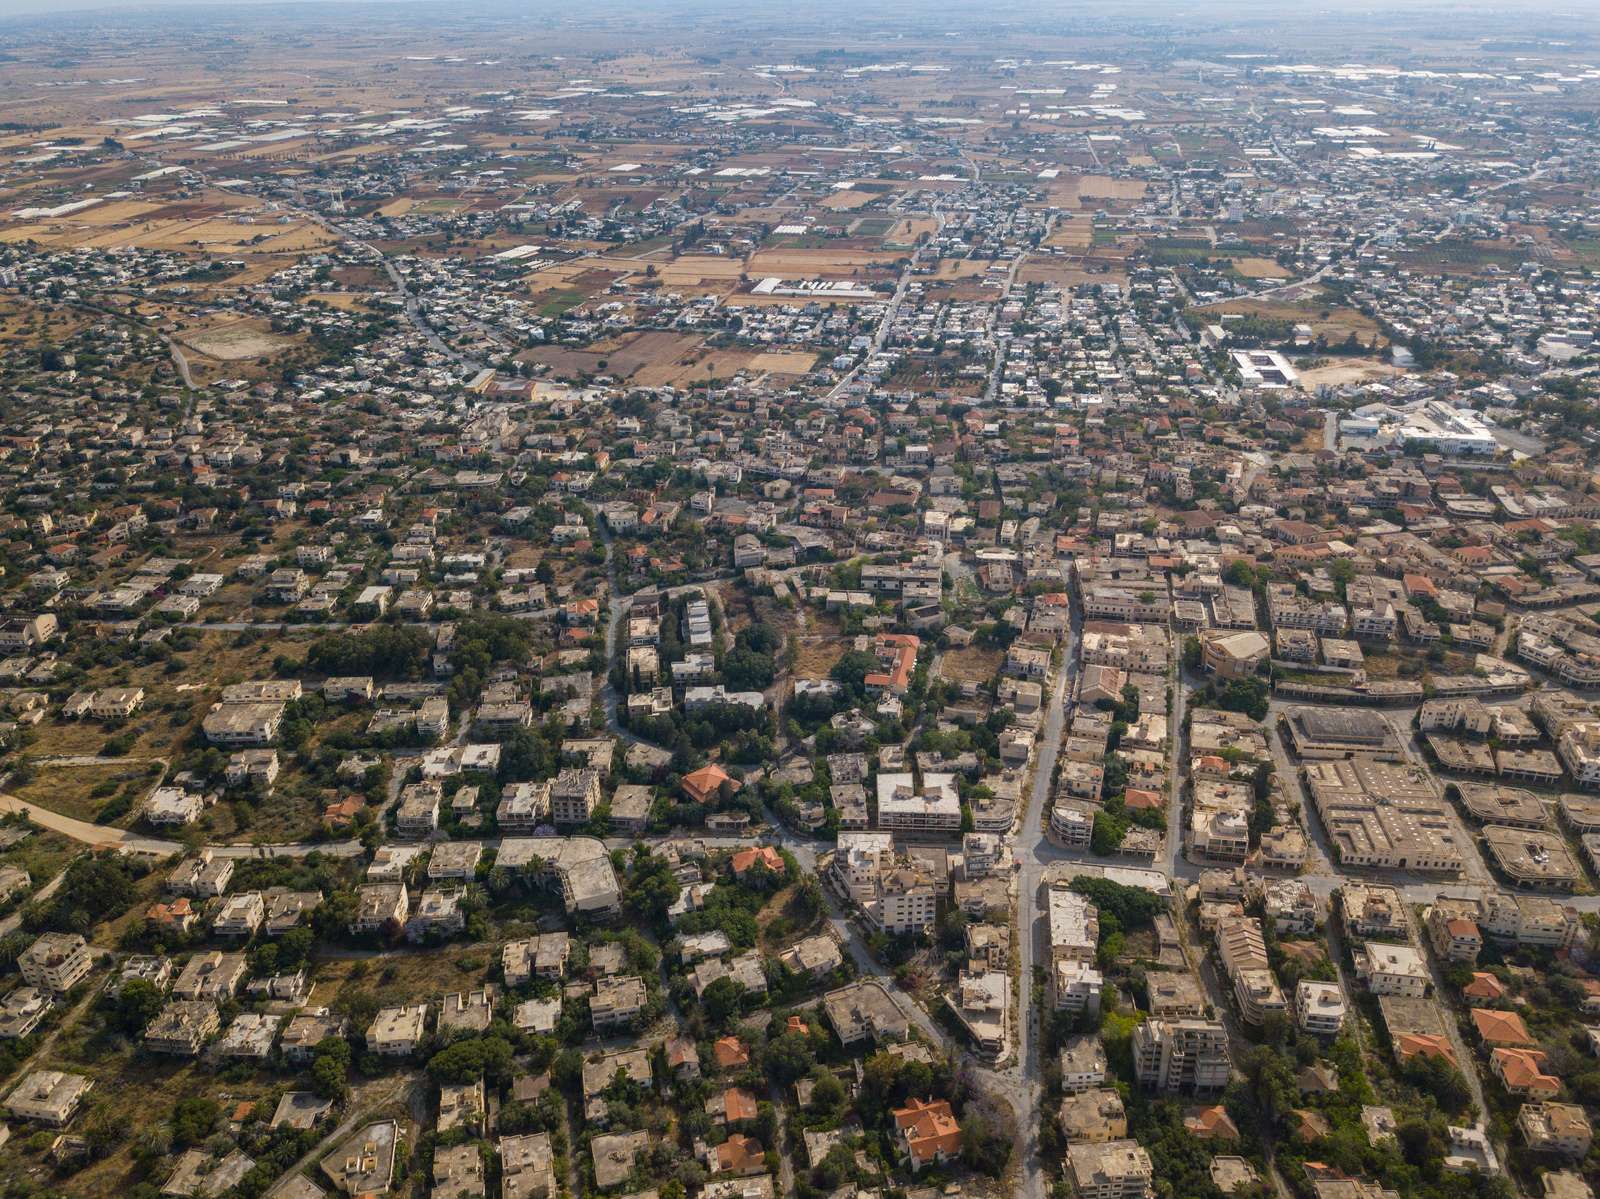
[4,7,1600,1199]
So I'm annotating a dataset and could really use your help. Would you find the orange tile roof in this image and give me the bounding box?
[731,847,784,876]
[1395,1033,1458,1069]
[723,1087,760,1123]
[683,764,734,805]
[1493,1047,1560,1095]
[1184,1105,1239,1139]
[715,1133,763,1172]
[713,1036,749,1068]
[893,1098,961,1168]
[1464,973,1508,1000]
[1472,1008,1535,1046]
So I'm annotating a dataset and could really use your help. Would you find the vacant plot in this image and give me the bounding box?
[598,330,702,375]
[1045,221,1094,248]
[27,1051,286,1199]
[1298,360,1403,388]
[8,763,154,826]
[1076,175,1149,200]
[750,248,900,272]
[310,948,496,1011]
[1016,261,1131,291]
[0,828,79,891]
[851,216,897,237]
[941,645,1005,683]
[181,322,294,360]
[932,258,994,279]
[1232,257,1292,278]
[655,258,749,283]
[1204,296,1383,344]
[793,635,847,679]
[749,350,817,374]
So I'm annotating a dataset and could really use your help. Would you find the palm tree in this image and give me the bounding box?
[85,1105,129,1159]
[139,1121,172,1157]
[0,933,28,971]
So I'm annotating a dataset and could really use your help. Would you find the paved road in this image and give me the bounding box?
[300,205,479,370]
[167,340,197,389]
[825,201,943,402]
[1013,657,1073,1199]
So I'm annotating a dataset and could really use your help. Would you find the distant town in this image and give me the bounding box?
[0,7,1595,1199]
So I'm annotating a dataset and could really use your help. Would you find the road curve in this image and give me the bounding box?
[167,339,197,389]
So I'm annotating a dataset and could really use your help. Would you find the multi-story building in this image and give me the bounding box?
[1296,981,1347,1036]
[497,781,552,832]
[145,1000,221,1055]
[1518,1103,1593,1158]
[1341,883,1408,939]
[395,782,442,836]
[589,975,647,1031]
[1558,722,1600,789]
[1234,969,1288,1025]
[1059,1034,1109,1094]
[4,1070,92,1126]
[832,832,894,903]
[167,850,235,898]
[19,934,92,996]
[870,861,938,936]
[1481,893,1582,948]
[351,883,410,934]
[1426,897,1484,963]
[1263,879,1319,935]
[875,771,961,833]
[1216,918,1269,979]
[213,892,266,937]
[1065,1139,1154,1199]
[1352,945,1428,997]
[367,1005,428,1055]
[551,767,601,826]
[1131,1018,1231,1095]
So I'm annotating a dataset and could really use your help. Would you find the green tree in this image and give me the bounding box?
[702,976,746,1025]
[312,1036,351,1100]
[110,979,165,1036]
[762,1032,815,1084]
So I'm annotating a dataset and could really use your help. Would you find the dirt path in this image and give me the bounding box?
[264,1072,418,1198]
[0,979,103,1101]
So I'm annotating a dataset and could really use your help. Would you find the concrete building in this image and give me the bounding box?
[1065,1139,1154,1199]
[4,1071,92,1127]
[367,1005,428,1056]
[1352,945,1429,997]
[1131,1018,1231,1095]
[18,934,91,996]
[823,980,909,1044]
[1297,981,1347,1037]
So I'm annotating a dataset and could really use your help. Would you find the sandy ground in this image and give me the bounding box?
[1017,262,1130,290]
[1233,256,1292,277]
[180,323,293,360]
[1045,222,1093,247]
[818,191,877,209]
[932,259,995,279]
[748,248,903,270]
[1296,360,1403,388]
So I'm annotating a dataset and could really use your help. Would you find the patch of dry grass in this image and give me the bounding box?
[940,646,1004,683]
